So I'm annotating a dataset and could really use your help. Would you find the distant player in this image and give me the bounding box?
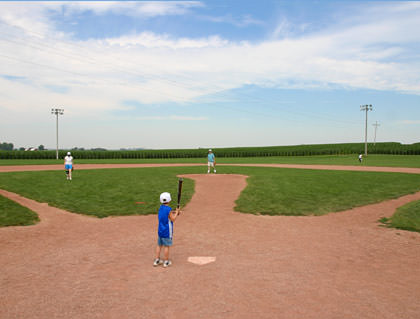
[64,152,73,180]
[358,154,363,163]
[154,192,180,268]
[207,149,216,174]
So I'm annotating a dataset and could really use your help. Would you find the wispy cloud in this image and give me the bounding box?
[199,13,264,27]
[1,74,27,82]
[58,1,204,18]
[397,120,420,125]
[0,1,419,119]
[135,115,208,121]
[105,32,228,49]
[0,1,204,37]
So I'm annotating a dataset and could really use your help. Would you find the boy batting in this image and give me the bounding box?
[153,191,180,268]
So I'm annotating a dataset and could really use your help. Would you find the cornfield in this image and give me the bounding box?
[1,142,419,159]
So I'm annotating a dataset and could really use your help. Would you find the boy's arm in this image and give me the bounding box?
[169,208,180,222]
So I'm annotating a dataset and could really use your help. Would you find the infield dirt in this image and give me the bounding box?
[1,165,420,318]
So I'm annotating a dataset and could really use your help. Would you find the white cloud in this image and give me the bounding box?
[397,120,420,125]
[0,1,203,37]
[104,32,229,49]
[135,115,207,121]
[58,1,204,17]
[0,1,419,119]
[199,13,264,27]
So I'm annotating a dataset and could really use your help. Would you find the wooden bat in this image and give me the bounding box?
[177,178,183,210]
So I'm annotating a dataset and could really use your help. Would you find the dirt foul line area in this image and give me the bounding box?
[1,162,420,174]
[1,165,420,318]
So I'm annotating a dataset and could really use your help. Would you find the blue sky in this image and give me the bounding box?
[0,1,419,149]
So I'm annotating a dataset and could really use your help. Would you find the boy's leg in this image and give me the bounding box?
[207,162,210,173]
[163,246,172,267]
[155,245,162,259]
[164,246,170,261]
[154,245,163,266]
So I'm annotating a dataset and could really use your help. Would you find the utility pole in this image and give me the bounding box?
[372,121,380,145]
[51,108,64,160]
[360,104,372,156]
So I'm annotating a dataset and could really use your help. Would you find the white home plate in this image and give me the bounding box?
[187,256,216,265]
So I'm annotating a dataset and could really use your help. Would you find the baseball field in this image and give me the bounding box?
[1,157,420,318]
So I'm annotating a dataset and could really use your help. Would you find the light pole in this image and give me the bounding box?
[51,108,64,160]
[372,121,380,146]
[360,104,372,156]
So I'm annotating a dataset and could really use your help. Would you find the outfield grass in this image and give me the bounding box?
[223,166,420,216]
[380,200,420,233]
[0,194,39,227]
[0,166,419,218]
[1,154,419,168]
[0,167,196,218]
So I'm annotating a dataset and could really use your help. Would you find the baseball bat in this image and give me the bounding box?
[177,178,183,209]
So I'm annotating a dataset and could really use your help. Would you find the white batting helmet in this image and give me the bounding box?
[67,152,71,155]
[160,192,171,204]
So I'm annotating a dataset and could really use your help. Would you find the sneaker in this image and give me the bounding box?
[207,170,210,174]
[153,258,163,267]
[163,260,172,268]
[214,170,216,173]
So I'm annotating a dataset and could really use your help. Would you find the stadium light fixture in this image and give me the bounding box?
[360,104,373,156]
[51,108,64,160]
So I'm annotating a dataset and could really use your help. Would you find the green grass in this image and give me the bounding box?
[0,166,419,218]
[380,200,420,233]
[0,167,196,218]
[0,194,39,227]
[1,154,420,168]
[222,166,420,216]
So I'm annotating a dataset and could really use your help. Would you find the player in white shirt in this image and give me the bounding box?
[64,152,74,180]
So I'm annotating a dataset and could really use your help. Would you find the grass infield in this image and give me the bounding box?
[380,200,420,233]
[1,154,420,168]
[0,194,39,227]
[0,166,419,219]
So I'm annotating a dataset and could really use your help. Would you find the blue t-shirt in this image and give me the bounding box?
[158,204,173,239]
[208,153,215,162]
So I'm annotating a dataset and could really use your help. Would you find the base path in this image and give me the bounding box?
[1,163,420,174]
[1,168,420,318]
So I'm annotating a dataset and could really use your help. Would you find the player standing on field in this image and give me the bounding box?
[64,152,73,180]
[207,149,216,174]
[154,192,180,268]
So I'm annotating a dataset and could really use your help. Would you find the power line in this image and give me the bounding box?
[0,28,360,126]
[372,121,380,145]
[360,104,373,156]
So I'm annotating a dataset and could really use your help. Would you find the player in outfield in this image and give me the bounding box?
[207,149,216,174]
[64,152,73,180]
[154,192,180,268]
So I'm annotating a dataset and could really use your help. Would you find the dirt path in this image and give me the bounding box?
[1,166,420,318]
[1,162,419,174]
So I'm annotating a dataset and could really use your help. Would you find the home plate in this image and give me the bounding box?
[187,256,216,265]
